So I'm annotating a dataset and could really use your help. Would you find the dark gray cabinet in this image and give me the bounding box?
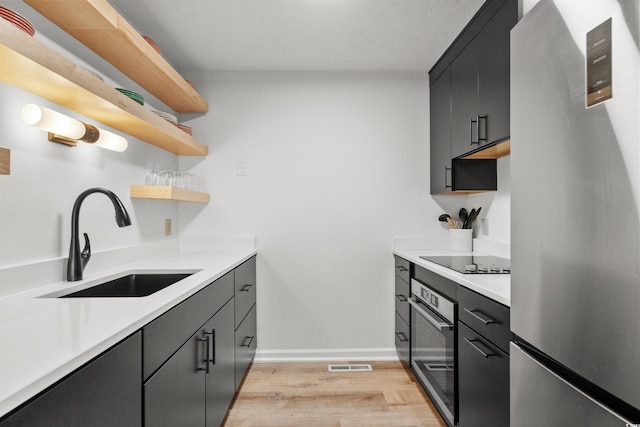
[428,0,517,194]
[451,0,516,159]
[429,69,452,194]
[234,256,257,389]
[451,39,480,159]
[144,300,235,427]
[0,332,142,427]
[477,0,516,147]
[393,256,410,366]
[143,272,236,427]
[457,286,510,427]
[1,257,257,427]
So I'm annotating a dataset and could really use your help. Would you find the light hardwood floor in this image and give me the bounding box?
[223,361,447,427]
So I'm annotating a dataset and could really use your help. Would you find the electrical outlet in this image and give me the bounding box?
[481,218,489,236]
[165,219,172,236]
[237,160,247,176]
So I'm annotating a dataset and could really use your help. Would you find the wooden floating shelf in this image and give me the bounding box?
[25,0,208,114]
[130,185,210,203]
[0,148,9,175]
[0,19,207,156]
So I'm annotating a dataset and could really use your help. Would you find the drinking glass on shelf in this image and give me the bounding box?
[177,172,189,189]
[146,169,162,186]
[164,170,176,187]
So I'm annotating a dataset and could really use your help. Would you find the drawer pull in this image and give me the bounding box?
[397,266,408,272]
[395,294,408,302]
[395,332,409,343]
[241,335,255,348]
[464,308,497,325]
[197,331,213,373]
[463,337,496,358]
[240,284,254,292]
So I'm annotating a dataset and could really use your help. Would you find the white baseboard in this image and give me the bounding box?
[254,347,399,363]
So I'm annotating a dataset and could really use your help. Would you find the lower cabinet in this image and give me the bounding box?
[144,300,235,427]
[457,322,509,427]
[0,255,258,427]
[0,332,142,427]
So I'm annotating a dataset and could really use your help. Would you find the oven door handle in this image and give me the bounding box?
[408,298,454,331]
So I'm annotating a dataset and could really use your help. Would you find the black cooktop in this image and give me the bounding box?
[419,255,510,274]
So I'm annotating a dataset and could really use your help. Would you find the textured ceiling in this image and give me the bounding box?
[106,0,486,73]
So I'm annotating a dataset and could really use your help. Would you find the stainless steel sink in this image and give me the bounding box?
[57,272,195,298]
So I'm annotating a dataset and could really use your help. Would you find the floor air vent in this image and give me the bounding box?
[327,364,373,372]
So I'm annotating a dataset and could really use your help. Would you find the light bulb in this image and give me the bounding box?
[92,129,128,152]
[20,104,86,140]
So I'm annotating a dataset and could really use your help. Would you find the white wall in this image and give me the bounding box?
[179,72,448,358]
[0,34,180,278]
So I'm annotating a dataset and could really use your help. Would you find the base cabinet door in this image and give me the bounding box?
[205,301,236,427]
[458,322,509,427]
[0,332,142,427]
[145,299,235,427]
[144,330,206,427]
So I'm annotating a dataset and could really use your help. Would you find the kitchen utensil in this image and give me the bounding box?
[447,217,456,229]
[459,208,468,223]
[438,213,450,222]
[464,208,476,229]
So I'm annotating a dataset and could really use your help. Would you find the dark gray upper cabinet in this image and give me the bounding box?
[450,0,517,159]
[429,69,453,194]
[477,0,517,147]
[429,0,518,194]
[451,39,480,159]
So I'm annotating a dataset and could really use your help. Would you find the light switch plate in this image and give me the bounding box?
[237,160,247,176]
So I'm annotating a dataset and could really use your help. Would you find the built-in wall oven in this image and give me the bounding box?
[408,278,457,426]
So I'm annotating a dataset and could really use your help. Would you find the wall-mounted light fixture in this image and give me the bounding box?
[20,104,128,152]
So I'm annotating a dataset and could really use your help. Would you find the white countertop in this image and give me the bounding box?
[393,249,511,307]
[0,249,256,419]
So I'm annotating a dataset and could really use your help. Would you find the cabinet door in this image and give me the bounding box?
[478,0,517,145]
[144,331,206,427]
[458,322,509,427]
[235,304,257,390]
[451,39,479,159]
[0,332,142,427]
[429,69,452,194]
[205,301,236,427]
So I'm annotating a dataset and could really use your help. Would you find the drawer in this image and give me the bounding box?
[458,285,510,353]
[395,275,410,324]
[394,256,410,283]
[235,256,256,329]
[143,271,234,380]
[413,263,458,301]
[394,311,410,367]
[235,304,257,390]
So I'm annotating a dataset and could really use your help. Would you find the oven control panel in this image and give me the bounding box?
[411,279,455,323]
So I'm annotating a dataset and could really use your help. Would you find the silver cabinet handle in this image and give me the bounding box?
[395,332,408,343]
[197,331,213,373]
[397,266,408,272]
[395,294,408,302]
[240,284,254,292]
[241,336,255,348]
[463,337,496,358]
[408,298,453,331]
[464,308,497,325]
[444,166,452,188]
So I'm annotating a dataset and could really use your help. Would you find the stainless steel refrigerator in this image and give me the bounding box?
[510,0,640,425]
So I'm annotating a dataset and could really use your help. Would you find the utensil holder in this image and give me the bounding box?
[450,229,473,252]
